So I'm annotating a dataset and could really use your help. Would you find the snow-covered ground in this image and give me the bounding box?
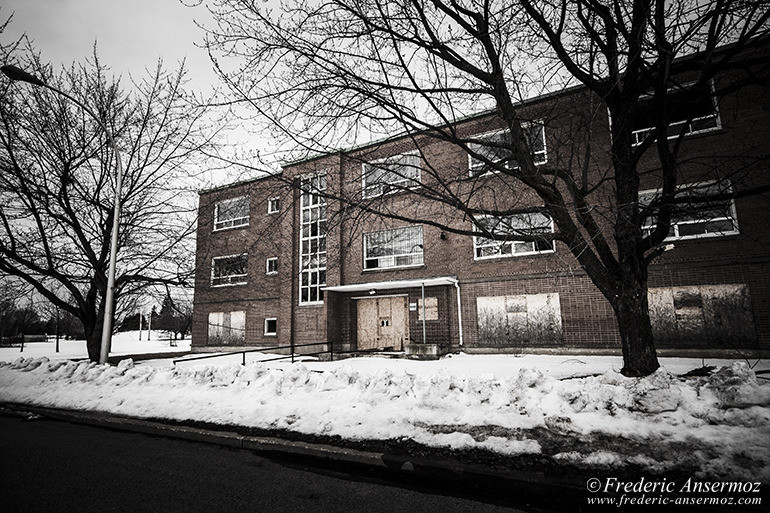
[0,330,190,362]
[172,350,770,380]
[1,347,768,482]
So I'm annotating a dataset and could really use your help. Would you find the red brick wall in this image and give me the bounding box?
[193,43,770,355]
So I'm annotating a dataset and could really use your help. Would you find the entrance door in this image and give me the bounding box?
[356,296,409,350]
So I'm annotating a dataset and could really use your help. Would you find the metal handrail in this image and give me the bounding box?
[173,342,396,366]
[173,341,328,365]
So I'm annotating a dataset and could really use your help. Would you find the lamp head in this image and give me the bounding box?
[1,65,46,87]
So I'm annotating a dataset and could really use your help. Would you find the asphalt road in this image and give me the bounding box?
[0,415,530,513]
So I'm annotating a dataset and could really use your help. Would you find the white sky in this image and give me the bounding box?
[1,0,280,179]
[2,0,216,94]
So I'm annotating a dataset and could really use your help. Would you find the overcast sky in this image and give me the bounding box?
[2,0,216,93]
[1,0,282,180]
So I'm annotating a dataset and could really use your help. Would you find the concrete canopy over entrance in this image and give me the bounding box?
[324,276,464,352]
[322,276,458,293]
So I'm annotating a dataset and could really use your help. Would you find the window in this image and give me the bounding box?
[648,285,755,346]
[417,297,438,321]
[477,294,562,345]
[639,182,738,241]
[362,153,420,198]
[473,212,554,259]
[214,196,249,231]
[267,197,280,214]
[266,257,278,275]
[299,174,327,304]
[264,318,277,336]
[211,254,248,286]
[208,311,245,345]
[364,225,424,270]
[631,81,720,146]
[468,122,546,175]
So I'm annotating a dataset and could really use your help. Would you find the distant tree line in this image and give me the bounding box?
[117,293,192,340]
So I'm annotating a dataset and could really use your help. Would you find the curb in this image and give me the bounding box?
[2,403,584,497]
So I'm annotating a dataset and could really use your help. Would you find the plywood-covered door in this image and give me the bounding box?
[357,298,379,350]
[357,296,409,350]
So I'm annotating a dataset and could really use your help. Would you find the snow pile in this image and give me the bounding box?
[1,357,768,481]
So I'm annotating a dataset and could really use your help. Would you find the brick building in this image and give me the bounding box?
[192,40,770,358]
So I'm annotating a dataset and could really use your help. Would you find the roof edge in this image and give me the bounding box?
[282,33,770,169]
[198,171,283,195]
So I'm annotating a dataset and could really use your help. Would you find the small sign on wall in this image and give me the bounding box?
[409,302,417,311]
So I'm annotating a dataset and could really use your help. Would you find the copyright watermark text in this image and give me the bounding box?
[585,477,763,508]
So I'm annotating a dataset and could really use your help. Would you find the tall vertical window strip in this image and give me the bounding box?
[299,174,327,304]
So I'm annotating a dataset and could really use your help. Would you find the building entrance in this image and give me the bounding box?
[356,296,409,350]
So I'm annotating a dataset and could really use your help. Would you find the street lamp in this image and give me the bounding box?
[2,64,123,365]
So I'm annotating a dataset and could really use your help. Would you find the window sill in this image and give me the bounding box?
[362,184,422,201]
[468,158,547,178]
[298,301,324,307]
[659,230,739,243]
[265,272,278,276]
[263,333,277,337]
[210,282,248,288]
[212,223,250,233]
[473,249,555,262]
[632,126,723,148]
[362,264,425,273]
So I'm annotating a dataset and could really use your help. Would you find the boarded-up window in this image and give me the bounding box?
[417,297,438,321]
[207,311,245,345]
[648,284,755,346]
[476,293,562,346]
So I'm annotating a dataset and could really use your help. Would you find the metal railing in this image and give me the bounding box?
[172,341,387,366]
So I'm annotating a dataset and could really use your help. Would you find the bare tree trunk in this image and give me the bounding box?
[84,317,101,363]
[609,266,660,377]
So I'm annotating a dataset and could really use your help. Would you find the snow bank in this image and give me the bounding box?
[1,357,768,481]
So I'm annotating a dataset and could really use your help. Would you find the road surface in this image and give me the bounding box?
[0,414,531,512]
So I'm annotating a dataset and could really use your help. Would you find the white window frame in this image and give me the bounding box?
[299,173,327,305]
[468,122,547,176]
[361,151,421,199]
[266,257,278,275]
[211,253,248,287]
[264,317,277,336]
[473,213,555,260]
[363,225,424,271]
[267,197,280,214]
[639,181,739,242]
[213,196,249,231]
[630,80,721,147]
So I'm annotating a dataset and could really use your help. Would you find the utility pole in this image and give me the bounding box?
[55,307,60,353]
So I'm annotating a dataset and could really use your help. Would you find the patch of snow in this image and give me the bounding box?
[0,331,189,362]
[0,355,768,481]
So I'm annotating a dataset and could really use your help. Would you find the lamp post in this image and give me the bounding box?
[2,64,123,365]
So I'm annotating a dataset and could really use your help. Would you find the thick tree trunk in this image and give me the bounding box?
[84,319,102,363]
[81,312,105,363]
[610,277,661,377]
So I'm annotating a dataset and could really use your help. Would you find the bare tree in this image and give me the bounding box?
[0,43,217,361]
[201,0,770,375]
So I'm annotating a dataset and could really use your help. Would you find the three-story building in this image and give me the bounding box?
[192,40,770,358]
